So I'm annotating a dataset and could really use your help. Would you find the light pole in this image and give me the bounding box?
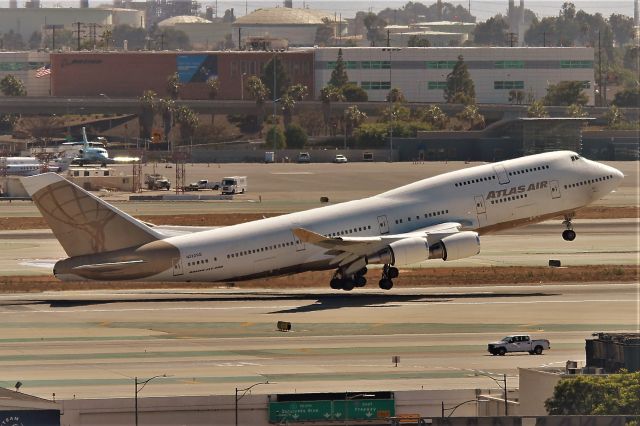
[135,374,167,426]
[382,47,401,162]
[474,372,508,416]
[240,72,247,101]
[235,381,270,426]
[344,392,375,425]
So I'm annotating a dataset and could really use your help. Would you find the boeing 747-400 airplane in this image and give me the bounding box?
[22,151,623,290]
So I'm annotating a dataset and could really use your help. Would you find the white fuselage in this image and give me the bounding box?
[146,151,622,283]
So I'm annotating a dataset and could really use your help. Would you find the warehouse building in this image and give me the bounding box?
[50,50,314,99]
[315,47,595,104]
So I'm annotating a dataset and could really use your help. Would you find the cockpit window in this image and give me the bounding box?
[570,155,581,161]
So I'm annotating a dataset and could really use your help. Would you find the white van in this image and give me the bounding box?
[221,176,247,194]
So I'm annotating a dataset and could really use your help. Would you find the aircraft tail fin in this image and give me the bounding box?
[22,173,162,258]
[82,127,89,148]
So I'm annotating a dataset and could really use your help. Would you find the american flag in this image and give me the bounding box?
[35,64,51,78]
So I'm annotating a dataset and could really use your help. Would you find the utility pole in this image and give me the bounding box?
[73,22,85,51]
[158,32,165,50]
[508,32,517,47]
[598,30,602,106]
[543,31,546,47]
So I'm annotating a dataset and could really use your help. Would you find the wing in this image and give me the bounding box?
[293,222,466,269]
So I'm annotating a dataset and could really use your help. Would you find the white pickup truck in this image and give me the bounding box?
[487,335,550,356]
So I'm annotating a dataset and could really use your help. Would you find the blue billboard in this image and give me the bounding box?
[177,54,218,83]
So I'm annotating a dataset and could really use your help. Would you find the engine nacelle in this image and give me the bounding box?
[429,231,480,261]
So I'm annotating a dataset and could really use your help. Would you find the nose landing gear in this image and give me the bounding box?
[562,215,576,241]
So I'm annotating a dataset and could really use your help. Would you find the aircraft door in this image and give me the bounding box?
[377,215,390,235]
[493,164,510,184]
[172,257,184,276]
[291,228,306,252]
[474,195,487,227]
[550,180,561,199]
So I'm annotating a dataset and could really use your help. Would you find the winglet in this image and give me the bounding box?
[292,227,328,244]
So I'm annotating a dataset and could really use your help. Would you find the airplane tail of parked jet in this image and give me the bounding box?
[22,173,161,258]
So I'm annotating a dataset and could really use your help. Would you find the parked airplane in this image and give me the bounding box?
[69,128,113,167]
[22,151,623,290]
[0,157,64,176]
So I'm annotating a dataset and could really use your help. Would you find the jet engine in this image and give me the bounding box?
[367,232,480,266]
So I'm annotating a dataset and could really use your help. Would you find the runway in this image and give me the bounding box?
[0,283,638,399]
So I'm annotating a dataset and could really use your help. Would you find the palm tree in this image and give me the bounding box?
[421,105,448,129]
[281,84,308,127]
[344,105,367,138]
[157,98,175,145]
[456,104,485,130]
[138,90,157,141]
[166,72,181,100]
[206,77,219,124]
[174,105,199,146]
[247,76,270,127]
[527,100,549,118]
[320,85,345,134]
[567,103,588,118]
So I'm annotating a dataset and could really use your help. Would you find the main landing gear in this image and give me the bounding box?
[330,267,368,291]
[329,265,400,291]
[562,214,576,241]
[378,264,399,290]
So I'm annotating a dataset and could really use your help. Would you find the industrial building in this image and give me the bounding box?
[43,46,595,104]
[315,47,595,104]
[0,6,145,44]
[232,7,334,48]
[49,50,314,99]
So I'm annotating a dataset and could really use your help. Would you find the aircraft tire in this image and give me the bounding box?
[342,280,355,291]
[388,267,399,279]
[355,276,367,287]
[562,230,576,241]
[330,278,342,290]
[379,279,393,290]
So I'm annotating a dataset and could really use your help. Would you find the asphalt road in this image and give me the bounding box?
[0,283,637,399]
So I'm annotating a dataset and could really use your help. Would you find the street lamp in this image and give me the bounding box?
[135,374,167,426]
[441,399,488,418]
[344,392,375,425]
[235,381,270,426]
[382,47,401,162]
[474,372,508,416]
[240,72,247,101]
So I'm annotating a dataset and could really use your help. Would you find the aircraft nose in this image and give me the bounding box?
[609,166,624,185]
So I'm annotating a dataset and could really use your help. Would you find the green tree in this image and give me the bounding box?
[261,55,290,101]
[28,31,42,50]
[608,14,634,47]
[298,111,324,136]
[344,105,367,137]
[456,103,485,129]
[613,88,640,108]
[567,103,588,118]
[265,125,286,149]
[623,46,639,71]
[314,17,334,46]
[544,81,588,106]
[353,122,389,148]
[284,124,308,149]
[174,105,199,145]
[1,30,25,50]
[138,90,157,141]
[604,105,623,128]
[42,28,74,50]
[111,24,147,50]
[0,75,27,97]
[342,83,368,101]
[329,48,349,89]
[407,35,430,47]
[363,12,386,46]
[167,72,181,100]
[545,372,640,415]
[421,105,448,129]
[386,87,406,103]
[473,16,508,46]
[99,28,113,50]
[444,55,475,104]
[527,100,549,118]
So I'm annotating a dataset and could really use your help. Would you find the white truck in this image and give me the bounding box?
[186,179,220,191]
[221,176,247,195]
[487,335,550,356]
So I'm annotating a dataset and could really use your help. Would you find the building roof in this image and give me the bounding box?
[158,15,212,26]
[233,7,331,26]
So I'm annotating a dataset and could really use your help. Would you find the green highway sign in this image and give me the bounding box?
[269,399,395,423]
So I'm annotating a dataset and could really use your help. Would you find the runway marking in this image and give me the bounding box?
[271,172,314,175]
[0,298,633,314]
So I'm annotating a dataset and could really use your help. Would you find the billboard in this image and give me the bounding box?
[176,54,218,83]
